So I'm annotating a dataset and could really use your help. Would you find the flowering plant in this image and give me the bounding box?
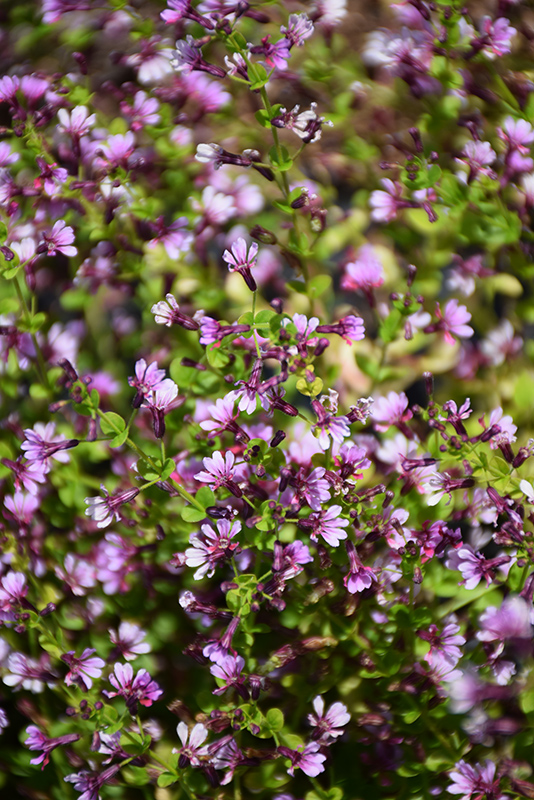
[1,1,534,799]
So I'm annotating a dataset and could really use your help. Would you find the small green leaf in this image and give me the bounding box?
[109,429,129,449]
[265,708,284,731]
[100,412,126,436]
[160,458,176,481]
[196,486,215,507]
[296,376,323,397]
[157,773,178,788]
[181,506,206,523]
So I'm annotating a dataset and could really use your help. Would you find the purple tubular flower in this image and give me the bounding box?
[65,765,121,800]
[419,623,465,665]
[210,654,248,700]
[222,238,258,292]
[195,450,242,497]
[343,540,377,593]
[311,398,350,450]
[128,358,167,408]
[104,663,163,715]
[303,504,350,547]
[38,220,77,257]
[0,571,28,611]
[307,695,350,742]
[278,742,327,777]
[151,293,199,330]
[21,422,78,471]
[174,722,209,767]
[281,13,314,47]
[84,486,139,529]
[25,726,80,769]
[316,315,365,343]
[61,648,105,691]
[141,378,180,438]
[448,760,504,800]
[172,35,225,78]
[184,518,241,579]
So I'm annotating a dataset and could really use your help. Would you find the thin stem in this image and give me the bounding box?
[251,291,262,360]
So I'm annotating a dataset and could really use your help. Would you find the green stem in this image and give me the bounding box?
[251,291,262,360]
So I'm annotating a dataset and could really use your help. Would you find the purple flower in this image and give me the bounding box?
[146,218,193,258]
[311,397,350,450]
[341,244,385,294]
[0,572,28,611]
[434,300,474,345]
[497,116,534,154]
[3,492,39,525]
[289,466,331,511]
[249,35,291,70]
[278,742,327,777]
[128,358,167,408]
[61,648,105,691]
[210,654,248,699]
[174,722,209,767]
[110,622,151,661]
[105,662,163,714]
[448,760,504,800]
[84,486,139,529]
[184,518,241,579]
[420,623,465,665]
[369,179,406,222]
[371,391,412,433]
[151,293,199,330]
[21,422,75,471]
[65,765,120,800]
[57,105,96,137]
[477,596,532,642]
[100,132,137,169]
[3,653,55,693]
[344,541,377,593]
[456,141,496,182]
[479,16,516,58]
[55,554,96,596]
[195,451,242,497]
[25,725,80,769]
[222,238,259,292]
[172,35,225,78]
[305,505,350,547]
[271,104,331,144]
[39,220,77,258]
[307,695,350,742]
[120,91,160,131]
[316,315,365,343]
[281,13,314,47]
[141,378,180,438]
[199,396,240,436]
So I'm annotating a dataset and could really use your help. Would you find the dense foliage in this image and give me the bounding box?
[1,1,534,799]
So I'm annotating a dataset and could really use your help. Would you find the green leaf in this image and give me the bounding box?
[207,346,230,368]
[309,274,332,297]
[109,429,129,449]
[379,309,402,343]
[196,486,215,507]
[157,773,178,788]
[160,458,176,481]
[269,145,292,172]
[265,708,284,731]
[100,412,126,436]
[123,766,150,786]
[296,376,323,397]
[250,64,268,91]
[181,506,206,523]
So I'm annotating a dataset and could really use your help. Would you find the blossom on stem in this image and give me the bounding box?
[151,293,199,330]
[420,623,465,665]
[142,378,180,438]
[311,397,350,450]
[38,220,77,257]
[371,391,412,433]
[278,742,326,777]
[344,540,377,593]
[195,451,243,497]
[307,695,350,742]
[222,238,258,292]
[25,726,80,769]
[128,358,167,408]
[271,103,331,144]
[432,300,474,345]
[57,105,96,137]
[61,648,105,691]
[448,760,505,800]
[105,663,163,715]
[174,722,209,767]
[0,572,28,611]
[281,14,314,47]
[85,486,139,529]
[109,622,151,661]
[477,596,532,642]
[184,518,241,579]
[22,422,77,471]
[303,504,349,547]
[210,654,248,699]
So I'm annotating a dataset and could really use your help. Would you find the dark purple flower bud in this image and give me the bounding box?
[270,430,286,447]
[249,225,277,244]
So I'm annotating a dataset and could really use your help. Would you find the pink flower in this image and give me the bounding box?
[120,91,160,131]
[210,654,247,699]
[57,105,96,137]
[479,16,516,58]
[477,596,532,642]
[184,518,241,579]
[61,648,105,691]
[344,541,377,593]
[222,238,259,292]
[278,742,327,777]
[84,486,139,529]
[420,623,465,665]
[174,722,209,767]
[435,299,474,345]
[25,726,80,769]
[195,451,242,497]
[371,391,412,433]
[4,492,39,525]
[341,244,385,292]
[105,662,163,714]
[305,504,349,547]
[142,378,180,437]
[110,622,151,661]
[311,397,350,450]
[0,572,28,611]
[307,695,350,742]
[128,358,167,408]
[369,179,406,222]
[497,116,534,154]
[39,220,77,258]
[22,422,75,471]
[456,141,496,182]
[448,760,504,800]
[281,14,314,47]
[151,293,199,330]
